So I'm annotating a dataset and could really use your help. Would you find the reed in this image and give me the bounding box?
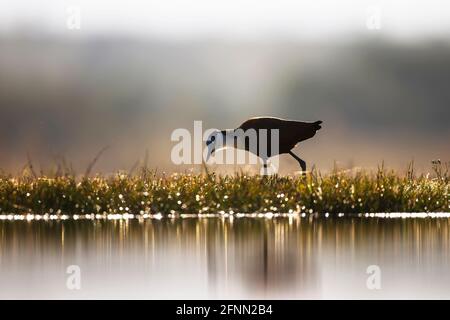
[0,162,448,215]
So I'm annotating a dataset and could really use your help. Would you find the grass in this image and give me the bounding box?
[0,162,448,216]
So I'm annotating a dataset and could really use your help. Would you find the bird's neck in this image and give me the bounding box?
[222,129,239,147]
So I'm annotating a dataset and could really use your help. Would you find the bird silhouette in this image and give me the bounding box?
[206,117,322,173]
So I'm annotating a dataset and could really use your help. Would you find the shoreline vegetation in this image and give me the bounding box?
[0,162,448,216]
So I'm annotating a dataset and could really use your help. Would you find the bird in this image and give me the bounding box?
[205,117,322,173]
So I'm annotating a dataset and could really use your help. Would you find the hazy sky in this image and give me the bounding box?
[1,0,450,39]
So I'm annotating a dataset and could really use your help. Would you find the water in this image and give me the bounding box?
[0,215,450,299]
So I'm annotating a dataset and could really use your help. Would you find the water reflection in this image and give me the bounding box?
[0,216,449,299]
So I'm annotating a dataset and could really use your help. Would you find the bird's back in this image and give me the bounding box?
[238,117,322,154]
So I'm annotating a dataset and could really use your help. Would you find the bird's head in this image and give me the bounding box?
[205,130,227,161]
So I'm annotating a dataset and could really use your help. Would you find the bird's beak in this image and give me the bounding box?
[206,141,215,162]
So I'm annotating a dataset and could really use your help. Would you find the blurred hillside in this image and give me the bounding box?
[0,33,449,174]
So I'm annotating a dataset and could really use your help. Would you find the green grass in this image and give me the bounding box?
[0,162,448,216]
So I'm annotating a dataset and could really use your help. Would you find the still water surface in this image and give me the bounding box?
[0,216,449,299]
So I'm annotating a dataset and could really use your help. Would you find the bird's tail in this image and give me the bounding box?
[313,120,323,130]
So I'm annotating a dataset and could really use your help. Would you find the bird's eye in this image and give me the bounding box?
[211,136,215,141]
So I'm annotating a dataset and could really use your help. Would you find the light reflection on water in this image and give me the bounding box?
[0,216,450,299]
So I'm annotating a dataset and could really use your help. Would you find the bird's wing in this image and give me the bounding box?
[238,117,321,152]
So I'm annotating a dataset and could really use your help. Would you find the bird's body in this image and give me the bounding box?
[206,117,322,173]
[237,117,322,155]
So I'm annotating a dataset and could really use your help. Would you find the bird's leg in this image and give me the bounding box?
[261,159,269,176]
[288,151,306,173]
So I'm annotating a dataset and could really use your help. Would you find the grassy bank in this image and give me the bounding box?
[0,163,448,216]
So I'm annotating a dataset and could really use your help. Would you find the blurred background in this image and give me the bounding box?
[0,0,449,174]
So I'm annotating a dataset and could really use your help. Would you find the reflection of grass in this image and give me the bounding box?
[0,162,448,215]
